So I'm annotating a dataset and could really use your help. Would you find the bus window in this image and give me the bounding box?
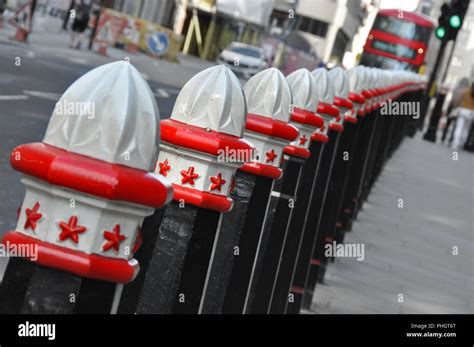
[373,16,432,42]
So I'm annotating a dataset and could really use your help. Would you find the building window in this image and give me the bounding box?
[296,15,328,38]
[331,29,350,61]
[297,16,312,33]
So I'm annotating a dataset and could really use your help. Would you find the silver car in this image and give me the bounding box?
[217,42,267,79]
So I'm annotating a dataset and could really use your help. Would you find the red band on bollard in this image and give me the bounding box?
[344,115,358,124]
[311,132,329,143]
[160,119,254,158]
[329,123,344,133]
[291,286,305,294]
[291,107,324,128]
[245,114,299,142]
[349,92,366,105]
[317,102,340,118]
[362,90,374,99]
[10,143,172,209]
[2,231,138,283]
[334,96,353,110]
[240,162,282,179]
[172,184,233,212]
[283,145,311,159]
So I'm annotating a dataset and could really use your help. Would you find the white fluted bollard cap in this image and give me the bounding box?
[346,67,367,119]
[170,64,247,137]
[44,61,160,171]
[286,69,325,156]
[328,67,353,130]
[157,65,253,212]
[244,67,292,122]
[6,60,173,283]
[240,68,298,179]
[312,68,335,106]
[311,68,340,132]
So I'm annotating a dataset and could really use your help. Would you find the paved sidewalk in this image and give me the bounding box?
[310,135,474,314]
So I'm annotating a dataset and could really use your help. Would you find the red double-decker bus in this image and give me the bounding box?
[360,9,435,72]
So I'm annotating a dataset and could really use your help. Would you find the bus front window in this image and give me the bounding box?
[373,16,431,42]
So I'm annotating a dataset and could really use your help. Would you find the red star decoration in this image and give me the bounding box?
[265,149,277,163]
[209,173,226,192]
[181,166,199,185]
[24,202,42,231]
[158,159,171,176]
[58,216,87,244]
[299,135,308,145]
[103,224,126,252]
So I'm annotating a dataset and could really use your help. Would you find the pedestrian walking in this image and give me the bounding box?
[442,78,470,144]
[69,1,90,49]
[0,0,6,29]
[451,80,474,150]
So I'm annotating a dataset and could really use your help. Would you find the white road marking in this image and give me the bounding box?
[141,72,150,80]
[155,88,170,98]
[23,90,62,101]
[0,95,29,100]
[68,57,88,65]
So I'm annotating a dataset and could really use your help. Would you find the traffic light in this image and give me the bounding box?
[435,26,446,39]
[450,0,470,27]
[435,0,470,41]
[435,3,451,41]
[449,14,461,28]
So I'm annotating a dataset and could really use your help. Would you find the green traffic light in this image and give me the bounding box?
[450,15,461,28]
[436,26,446,39]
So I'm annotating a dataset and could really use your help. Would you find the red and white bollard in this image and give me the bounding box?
[2,61,172,284]
[156,66,252,212]
[287,67,341,313]
[246,68,326,314]
[117,65,254,314]
[219,68,299,314]
[240,68,298,179]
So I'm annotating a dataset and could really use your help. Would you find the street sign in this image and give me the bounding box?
[94,12,126,45]
[146,32,169,56]
[9,1,32,33]
[123,19,141,45]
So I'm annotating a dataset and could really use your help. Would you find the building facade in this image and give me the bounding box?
[290,0,366,64]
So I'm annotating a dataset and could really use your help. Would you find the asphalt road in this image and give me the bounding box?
[0,40,185,232]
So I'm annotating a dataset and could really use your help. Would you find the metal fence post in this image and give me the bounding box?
[300,67,354,299]
[286,68,339,312]
[244,69,325,314]
[116,65,253,314]
[316,68,368,284]
[268,71,335,314]
[199,68,298,314]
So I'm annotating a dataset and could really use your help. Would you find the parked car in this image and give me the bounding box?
[216,42,267,79]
